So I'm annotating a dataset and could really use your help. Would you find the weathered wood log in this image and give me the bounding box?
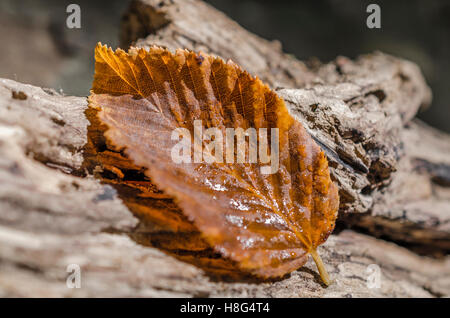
[0,78,448,297]
[121,0,448,253]
[1,77,448,297]
[0,0,449,297]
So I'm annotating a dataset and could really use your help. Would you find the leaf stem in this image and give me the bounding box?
[310,249,333,286]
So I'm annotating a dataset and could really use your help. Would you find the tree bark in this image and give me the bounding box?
[0,0,449,297]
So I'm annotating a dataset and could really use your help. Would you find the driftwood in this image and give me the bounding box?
[0,0,449,297]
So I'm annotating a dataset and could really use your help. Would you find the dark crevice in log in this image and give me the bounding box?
[0,67,448,299]
[337,214,450,258]
[413,158,450,187]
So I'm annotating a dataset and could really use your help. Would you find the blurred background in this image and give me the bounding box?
[0,0,448,132]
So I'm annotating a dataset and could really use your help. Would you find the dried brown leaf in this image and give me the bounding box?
[86,43,339,284]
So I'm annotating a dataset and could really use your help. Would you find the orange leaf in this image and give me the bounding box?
[86,43,339,284]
